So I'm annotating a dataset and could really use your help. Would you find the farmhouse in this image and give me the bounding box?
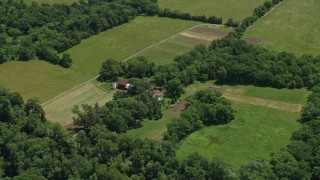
[113,80,131,90]
[148,90,164,101]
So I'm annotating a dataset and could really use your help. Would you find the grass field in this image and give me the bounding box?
[0,17,201,102]
[135,25,231,65]
[127,81,309,168]
[220,85,310,105]
[43,81,115,126]
[158,0,265,22]
[244,0,320,56]
[174,84,309,168]
[24,0,78,4]
[176,102,301,168]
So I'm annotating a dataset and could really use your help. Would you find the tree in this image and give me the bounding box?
[165,78,184,103]
[8,92,24,107]
[0,97,13,122]
[25,98,45,122]
[240,159,276,180]
[127,78,150,96]
[18,46,35,61]
[93,165,128,180]
[208,159,236,180]
[98,59,124,82]
[126,56,154,78]
[72,104,101,132]
[270,151,310,179]
[59,53,72,68]
[94,139,118,163]
[0,157,4,178]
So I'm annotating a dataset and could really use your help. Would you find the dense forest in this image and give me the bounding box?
[0,0,158,67]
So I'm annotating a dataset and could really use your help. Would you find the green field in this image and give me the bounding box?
[244,0,320,56]
[176,102,301,168]
[174,84,310,168]
[220,85,310,105]
[135,25,231,65]
[43,81,115,126]
[158,0,265,21]
[0,17,201,102]
[137,38,198,65]
[24,0,78,4]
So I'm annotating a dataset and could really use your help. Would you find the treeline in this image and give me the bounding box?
[165,89,234,142]
[169,38,320,89]
[158,8,222,24]
[98,57,155,82]
[229,0,284,38]
[0,0,158,67]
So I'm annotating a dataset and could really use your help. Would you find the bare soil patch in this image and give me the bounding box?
[170,101,187,113]
[190,27,229,38]
[173,35,211,45]
[180,32,216,42]
[245,38,264,45]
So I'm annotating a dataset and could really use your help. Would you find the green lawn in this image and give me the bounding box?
[244,0,320,56]
[176,102,301,168]
[0,17,201,102]
[158,0,265,22]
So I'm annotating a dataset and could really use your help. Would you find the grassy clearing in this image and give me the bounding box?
[0,17,201,102]
[127,109,179,140]
[158,0,265,21]
[220,85,310,105]
[244,0,320,56]
[138,39,197,65]
[135,25,228,65]
[176,102,301,168]
[24,0,78,4]
[43,80,115,126]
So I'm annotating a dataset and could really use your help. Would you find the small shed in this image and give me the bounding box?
[209,85,220,91]
[148,90,164,101]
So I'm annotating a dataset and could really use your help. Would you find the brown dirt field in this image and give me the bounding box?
[190,27,229,38]
[173,35,211,45]
[245,38,264,45]
[170,101,187,113]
